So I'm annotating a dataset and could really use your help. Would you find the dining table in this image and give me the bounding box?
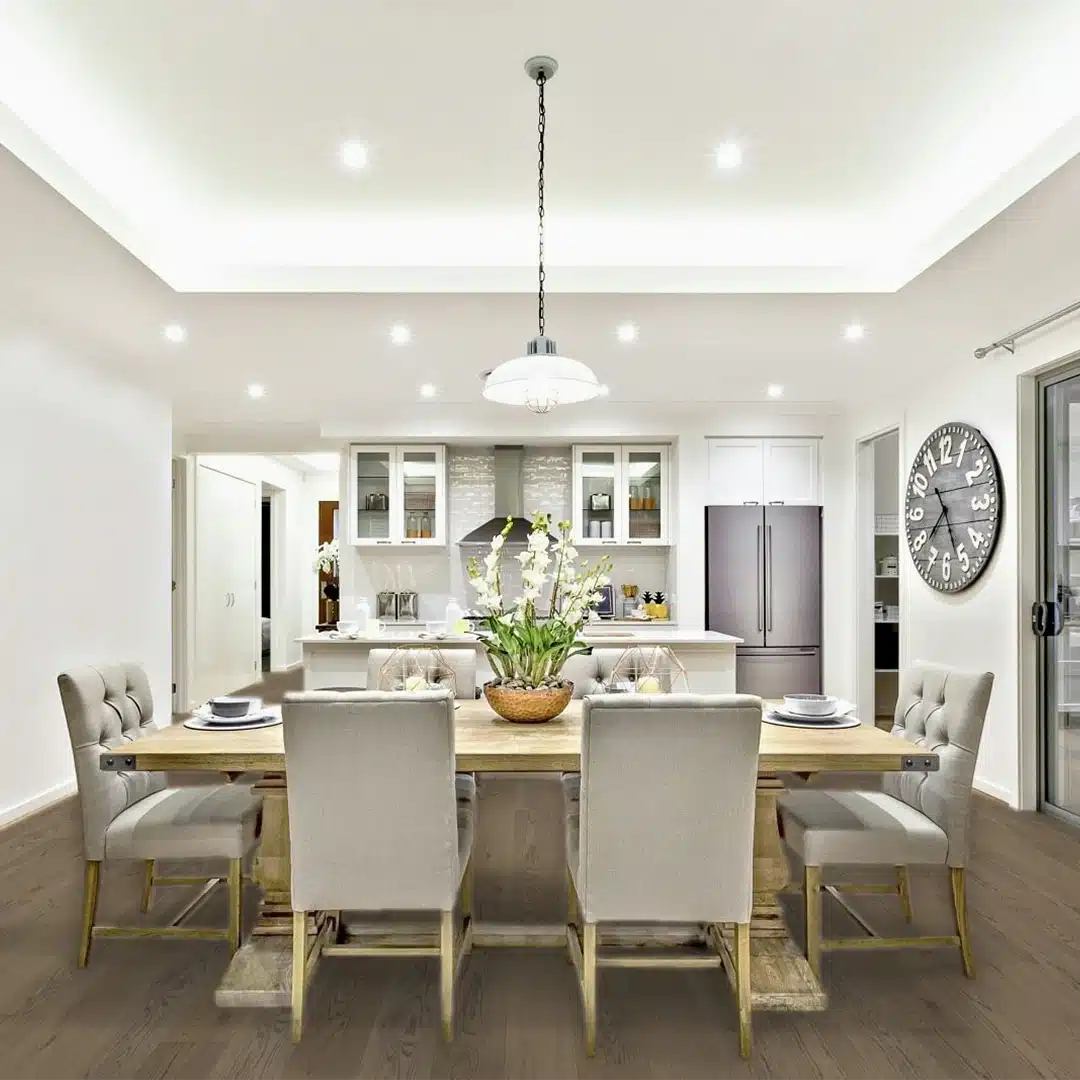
[101,698,938,1012]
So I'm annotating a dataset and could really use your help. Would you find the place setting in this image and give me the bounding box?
[184,696,282,732]
[764,694,859,730]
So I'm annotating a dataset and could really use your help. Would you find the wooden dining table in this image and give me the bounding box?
[102,699,937,1012]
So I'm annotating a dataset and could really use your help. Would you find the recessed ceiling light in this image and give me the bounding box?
[713,141,743,170]
[247,383,266,399]
[419,383,437,398]
[598,384,611,397]
[339,140,369,171]
[844,322,866,341]
[390,323,412,345]
[766,384,784,398]
[615,322,638,344]
[162,323,186,343]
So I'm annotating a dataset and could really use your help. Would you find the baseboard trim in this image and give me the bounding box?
[271,661,303,674]
[973,777,1015,807]
[0,780,78,832]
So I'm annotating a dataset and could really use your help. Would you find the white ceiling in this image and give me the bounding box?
[3,0,1080,292]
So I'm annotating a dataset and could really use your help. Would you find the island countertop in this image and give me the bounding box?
[297,628,743,647]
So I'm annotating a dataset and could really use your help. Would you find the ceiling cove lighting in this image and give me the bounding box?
[616,322,638,343]
[767,384,784,398]
[162,323,186,343]
[390,323,412,345]
[713,141,743,170]
[482,56,600,415]
[247,383,266,399]
[339,141,369,171]
[844,322,866,341]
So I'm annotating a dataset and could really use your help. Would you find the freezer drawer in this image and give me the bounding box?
[736,648,821,698]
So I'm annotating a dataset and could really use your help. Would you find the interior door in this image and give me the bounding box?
[1039,372,1080,822]
[706,506,765,647]
[195,465,258,699]
[764,506,822,648]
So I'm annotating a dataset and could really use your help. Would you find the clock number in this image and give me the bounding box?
[965,458,985,486]
[955,438,968,469]
[922,449,938,476]
[968,527,986,549]
[913,530,927,552]
[971,492,991,511]
[912,472,928,496]
[957,543,970,573]
[927,545,939,571]
[938,435,953,464]
[907,506,924,523]
[942,551,951,581]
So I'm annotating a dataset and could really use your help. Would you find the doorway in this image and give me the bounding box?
[261,496,272,671]
[1037,364,1080,825]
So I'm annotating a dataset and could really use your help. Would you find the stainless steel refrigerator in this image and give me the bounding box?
[705,505,822,698]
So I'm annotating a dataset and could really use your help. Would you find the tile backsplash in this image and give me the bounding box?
[340,445,671,622]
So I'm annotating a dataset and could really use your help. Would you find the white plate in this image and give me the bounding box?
[184,710,281,731]
[764,712,860,730]
[770,699,854,722]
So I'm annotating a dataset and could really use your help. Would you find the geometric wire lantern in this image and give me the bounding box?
[606,646,689,694]
[375,645,459,697]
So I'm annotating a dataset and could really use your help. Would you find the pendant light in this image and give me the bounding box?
[482,56,601,414]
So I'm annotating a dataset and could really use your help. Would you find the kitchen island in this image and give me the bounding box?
[298,627,743,693]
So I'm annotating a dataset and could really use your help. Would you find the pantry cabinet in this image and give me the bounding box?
[707,438,821,506]
[572,444,671,547]
[347,444,446,547]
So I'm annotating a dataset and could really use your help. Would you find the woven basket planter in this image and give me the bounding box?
[483,681,573,724]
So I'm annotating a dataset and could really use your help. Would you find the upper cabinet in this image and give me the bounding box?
[707,438,821,506]
[348,444,447,546]
[572,444,671,546]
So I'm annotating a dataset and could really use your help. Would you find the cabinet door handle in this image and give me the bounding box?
[769,500,785,505]
[766,525,773,632]
[743,500,760,506]
[626,539,642,545]
[376,540,392,545]
[756,525,763,631]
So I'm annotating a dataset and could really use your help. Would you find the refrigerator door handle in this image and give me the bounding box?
[766,524,773,632]
[756,525,763,630]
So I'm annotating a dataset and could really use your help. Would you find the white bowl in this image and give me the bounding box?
[425,621,447,638]
[783,693,839,717]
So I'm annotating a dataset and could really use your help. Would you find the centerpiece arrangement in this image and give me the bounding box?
[468,513,611,722]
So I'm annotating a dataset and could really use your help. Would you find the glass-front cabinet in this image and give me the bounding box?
[348,444,446,546]
[572,444,670,546]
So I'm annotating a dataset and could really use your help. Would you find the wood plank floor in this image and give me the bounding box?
[7,678,1080,1077]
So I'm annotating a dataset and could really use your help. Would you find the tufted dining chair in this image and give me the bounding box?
[282,689,475,1043]
[564,694,762,1058]
[777,661,993,978]
[57,663,262,966]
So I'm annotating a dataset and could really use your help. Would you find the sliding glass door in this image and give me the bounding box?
[1039,369,1080,822]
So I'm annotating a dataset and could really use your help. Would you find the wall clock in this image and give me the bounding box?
[904,423,1002,593]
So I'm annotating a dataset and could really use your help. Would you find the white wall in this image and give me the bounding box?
[0,331,171,826]
[300,469,340,631]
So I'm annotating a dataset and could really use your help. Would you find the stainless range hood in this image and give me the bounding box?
[458,446,557,546]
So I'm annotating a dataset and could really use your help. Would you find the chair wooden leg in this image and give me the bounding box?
[78,860,101,968]
[227,859,243,952]
[291,910,307,1043]
[567,867,578,931]
[804,865,822,978]
[950,867,974,978]
[440,909,455,1042]
[461,857,473,921]
[896,865,913,922]
[583,922,598,1057]
[140,860,155,913]
[735,921,752,1059]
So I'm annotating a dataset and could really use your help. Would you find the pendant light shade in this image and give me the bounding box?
[482,57,602,415]
[483,336,600,414]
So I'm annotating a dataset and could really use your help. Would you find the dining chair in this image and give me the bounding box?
[562,647,676,697]
[563,693,762,1059]
[57,663,262,966]
[282,689,475,1043]
[777,662,993,978]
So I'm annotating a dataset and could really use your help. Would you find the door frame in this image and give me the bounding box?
[1030,353,1080,823]
[854,424,902,728]
[171,456,189,713]
[262,482,289,671]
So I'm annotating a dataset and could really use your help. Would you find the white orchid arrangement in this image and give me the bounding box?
[313,538,339,576]
[467,513,612,688]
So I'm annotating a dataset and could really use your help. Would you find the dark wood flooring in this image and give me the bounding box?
[9,671,1080,1078]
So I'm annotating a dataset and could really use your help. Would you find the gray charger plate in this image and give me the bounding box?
[185,709,282,731]
[764,711,860,730]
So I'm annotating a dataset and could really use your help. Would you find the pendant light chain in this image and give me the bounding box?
[536,70,546,338]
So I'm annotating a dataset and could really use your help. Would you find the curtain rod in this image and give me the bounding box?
[974,298,1080,358]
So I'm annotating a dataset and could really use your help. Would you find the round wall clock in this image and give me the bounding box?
[904,422,1002,593]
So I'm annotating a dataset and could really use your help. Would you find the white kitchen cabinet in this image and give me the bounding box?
[572,444,671,547]
[347,444,446,547]
[707,437,821,505]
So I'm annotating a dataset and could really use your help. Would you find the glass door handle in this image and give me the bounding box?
[1032,601,1063,637]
